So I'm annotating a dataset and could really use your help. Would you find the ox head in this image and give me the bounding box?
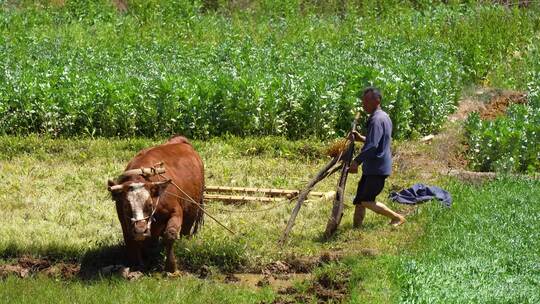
[107,179,171,241]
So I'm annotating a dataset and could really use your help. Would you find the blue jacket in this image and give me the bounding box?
[389,184,452,207]
[354,109,392,176]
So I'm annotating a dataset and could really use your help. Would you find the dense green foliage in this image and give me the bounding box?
[1,1,538,139]
[465,36,540,173]
[465,102,540,173]
[397,178,540,303]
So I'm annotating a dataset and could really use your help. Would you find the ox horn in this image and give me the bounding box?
[151,179,172,186]
[108,184,123,192]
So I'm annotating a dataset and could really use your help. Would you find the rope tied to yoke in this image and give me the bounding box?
[137,162,308,236]
[154,172,238,236]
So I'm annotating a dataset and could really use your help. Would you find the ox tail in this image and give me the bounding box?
[192,188,205,235]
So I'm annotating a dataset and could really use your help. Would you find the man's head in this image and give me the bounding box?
[361,87,382,114]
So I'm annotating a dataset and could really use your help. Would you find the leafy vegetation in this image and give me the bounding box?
[464,101,540,173]
[1,1,538,139]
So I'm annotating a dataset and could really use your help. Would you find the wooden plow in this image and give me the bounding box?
[203,186,335,204]
[279,112,362,244]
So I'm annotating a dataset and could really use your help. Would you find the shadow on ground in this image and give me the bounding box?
[0,241,167,281]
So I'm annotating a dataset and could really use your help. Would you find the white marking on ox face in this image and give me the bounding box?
[126,183,150,221]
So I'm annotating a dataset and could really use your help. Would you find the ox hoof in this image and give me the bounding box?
[165,260,178,273]
[165,265,178,274]
[164,228,179,240]
[165,270,183,278]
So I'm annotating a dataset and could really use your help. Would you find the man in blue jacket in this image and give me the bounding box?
[349,87,405,227]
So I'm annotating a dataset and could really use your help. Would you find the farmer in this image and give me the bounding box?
[349,87,406,227]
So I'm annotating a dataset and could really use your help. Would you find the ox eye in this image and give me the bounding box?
[144,204,152,213]
[129,183,144,191]
[123,204,131,213]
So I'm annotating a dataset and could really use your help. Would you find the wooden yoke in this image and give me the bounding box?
[324,112,361,238]
[121,162,166,178]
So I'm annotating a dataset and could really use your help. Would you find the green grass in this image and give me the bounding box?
[0,274,275,304]
[0,135,415,267]
[1,136,539,302]
[396,177,540,303]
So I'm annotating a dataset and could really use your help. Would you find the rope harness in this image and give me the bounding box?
[126,183,161,237]
[119,162,296,237]
[145,194,161,233]
[155,172,237,235]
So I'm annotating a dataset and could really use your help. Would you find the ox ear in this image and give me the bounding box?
[107,180,123,193]
[149,180,171,197]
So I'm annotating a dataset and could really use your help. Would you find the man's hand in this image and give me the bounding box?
[349,160,359,174]
[348,131,365,142]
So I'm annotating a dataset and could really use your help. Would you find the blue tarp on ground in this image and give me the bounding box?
[389,183,452,207]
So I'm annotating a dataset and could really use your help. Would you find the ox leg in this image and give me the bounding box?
[126,240,144,270]
[180,217,195,237]
[163,239,177,273]
[163,214,182,272]
[141,222,165,269]
[116,203,144,269]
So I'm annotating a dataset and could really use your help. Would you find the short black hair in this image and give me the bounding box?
[362,87,382,102]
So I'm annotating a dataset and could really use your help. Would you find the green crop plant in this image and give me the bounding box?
[465,98,540,173]
[2,2,537,139]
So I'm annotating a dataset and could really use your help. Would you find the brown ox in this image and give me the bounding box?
[107,136,204,272]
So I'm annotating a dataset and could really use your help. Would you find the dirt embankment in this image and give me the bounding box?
[393,88,527,184]
[477,90,527,120]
